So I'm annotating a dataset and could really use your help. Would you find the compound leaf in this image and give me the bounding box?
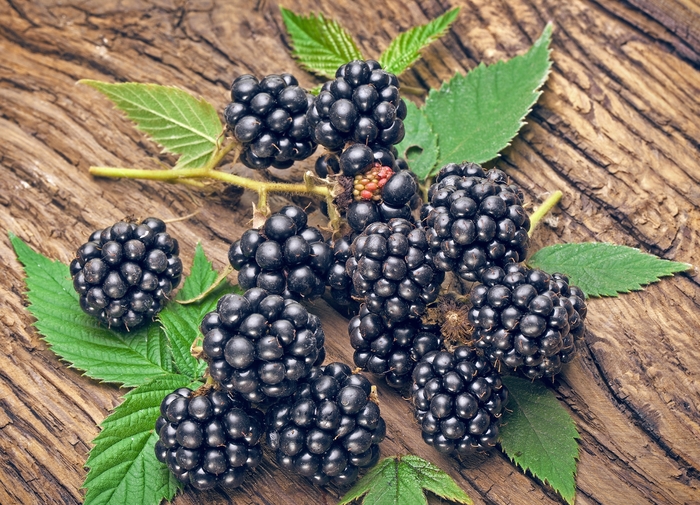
[280,7,363,79]
[338,455,472,505]
[395,100,439,180]
[424,23,552,166]
[158,243,236,379]
[379,8,459,75]
[83,374,196,505]
[10,232,173,388]
[500,376,579,505]
[80,80,222,169]
[528,243,691,297]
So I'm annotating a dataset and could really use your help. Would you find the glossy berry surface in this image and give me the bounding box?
[225,73,316,169]
[200,288,325,402]
[411,346,508,455]
[155,387,264,490]
[348,304,443,388]
[307,60,405,153]
[228,206,332,300]
[424,162,530,282]
[266,363,386,486]
[69,217,181,330]
[347,219,444,325]
[469,264,588,379]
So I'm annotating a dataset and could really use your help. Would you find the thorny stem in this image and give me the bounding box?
[89,141,332,206]
[528,190,563,236]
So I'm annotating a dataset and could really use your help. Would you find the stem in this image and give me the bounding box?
[528,190,563,236]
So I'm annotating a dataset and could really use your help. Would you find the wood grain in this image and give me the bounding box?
[1,0,699,504]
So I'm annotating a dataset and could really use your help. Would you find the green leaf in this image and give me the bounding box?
[395,100,439,180]
[528,243,691,297]
[424,23,553,166]
[280,7,364,79]
[158,243,235,379]
[80,80,222,169]
[84,374,196,505]
[378,8,460,75]
[500,376,579,505]
[338,455,472,505]
[10,232,174,388]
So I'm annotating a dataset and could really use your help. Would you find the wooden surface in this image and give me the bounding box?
[1,0,699,504]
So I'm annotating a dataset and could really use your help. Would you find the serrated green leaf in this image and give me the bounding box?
[528,243,691,297]
[158,243,236,378]
[378,8,459,75]
[395,100,439,180]
[280,7,364,78]
[10,232,174,388]
[500,376,579,505]
[424,23,552,166]
[338,455,472,505]
[84,374,196,505]
[80,80,222,169]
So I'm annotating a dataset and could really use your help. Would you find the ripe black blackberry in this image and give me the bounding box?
[424,162,530,282]
[307,60,407,153]
[348,304,443,389]
[468,264,588,379]
[200,288,326,402]
[228,205,333,300]
[266,362,386,486]
[346,218,444,326]
[411,346,508,455]
[155,386,264,490]
[225,73,316,170]
[69,217,182,330]
[326,233,359,308]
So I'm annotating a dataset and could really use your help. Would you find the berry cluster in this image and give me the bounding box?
[423,163,530,282]
[228,206,332,300]
[346,218,444,325]
[70,217,181,329]
[469,264,588,379]
[200,288,325,402]
[411,347,508,455]
[225,73,316,169]
[155,387,264,490]
[307,60,406,156]
[266,362,386,485]
[349,305,443,388]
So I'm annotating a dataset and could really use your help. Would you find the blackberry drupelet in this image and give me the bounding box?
[69,217,182,330]
[348,304,443,388]
[469,264,588,379]
[326,233,359,308]
[424,162,530,282]
[266,362,386,486]
[225,73,317,169]
[411,346,508,455]
[228,205,333,300]
[307,60,406,154]
[346,218,444,326]
[154,386,264,490]
[200,288,326,402]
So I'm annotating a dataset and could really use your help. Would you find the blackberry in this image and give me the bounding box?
[228,205,332,299]
[200,288,325,402]
[424,162,530,281]
[155,386,264,490]
[348,304,443,388]
[469,264,588,379]
[69,217,181,330]
[326,233,359,308]
[307,60,406,153]
[225,73,316,170]
[411,347,508,455]
[266,363,386,486]
[346,219,444,326]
